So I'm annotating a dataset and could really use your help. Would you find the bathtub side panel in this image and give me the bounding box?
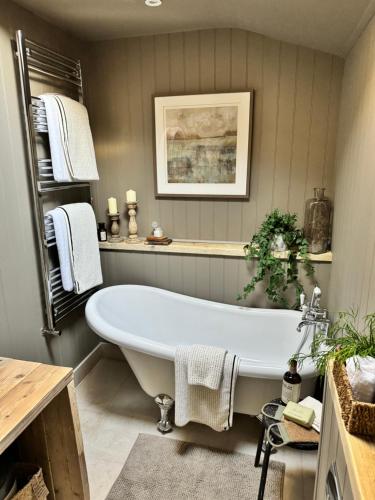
[121,348,175,398]
[121,348,316,415]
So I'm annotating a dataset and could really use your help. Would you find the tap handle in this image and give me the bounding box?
[302,304,308,318]
[300,292,305,309]
[313,286,322,296]
[310,286,322,307]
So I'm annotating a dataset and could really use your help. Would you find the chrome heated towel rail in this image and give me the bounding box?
[15,30,97,336]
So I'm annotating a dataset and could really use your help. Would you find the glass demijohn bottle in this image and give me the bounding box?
[304,187,331,254]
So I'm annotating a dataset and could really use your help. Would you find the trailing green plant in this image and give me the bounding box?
[238,209,314,309]
[292,310,375,375]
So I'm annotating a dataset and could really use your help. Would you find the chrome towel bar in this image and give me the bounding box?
[25,38,82,88]
[38,181,90,193]
[32,98,48,132]
[15,29,93,336]
[48,265,97,324]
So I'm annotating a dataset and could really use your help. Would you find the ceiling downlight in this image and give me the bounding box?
[145,0,162,6]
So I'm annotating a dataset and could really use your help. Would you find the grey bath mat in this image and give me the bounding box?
[106,433,285,500]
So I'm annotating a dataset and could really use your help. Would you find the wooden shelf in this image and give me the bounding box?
[99,238,333,263]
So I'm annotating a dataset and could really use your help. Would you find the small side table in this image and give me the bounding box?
[255,398,319,500]
[0,357,89,499]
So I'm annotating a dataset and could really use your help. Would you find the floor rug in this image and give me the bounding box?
[106,433,285,500]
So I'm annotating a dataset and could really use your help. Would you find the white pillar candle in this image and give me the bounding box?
[108,197,118,214]
[126,189,137,203]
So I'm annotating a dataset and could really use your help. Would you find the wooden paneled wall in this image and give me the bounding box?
[328,15,375,317]
[100,251,331,309]
[86,29,343,242]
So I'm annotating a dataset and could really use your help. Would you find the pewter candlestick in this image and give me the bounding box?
[108,212,124,243]
[126,202,139,242]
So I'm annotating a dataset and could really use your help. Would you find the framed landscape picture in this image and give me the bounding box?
[154,92,253,199]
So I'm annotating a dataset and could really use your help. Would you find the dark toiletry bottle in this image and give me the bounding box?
[281,360,301,404]
[97,222,107,242]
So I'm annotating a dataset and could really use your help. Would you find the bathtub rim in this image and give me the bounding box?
[85,284,316,380]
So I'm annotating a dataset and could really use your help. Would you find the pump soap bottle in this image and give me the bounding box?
[281,359,302,404]
[97,222,107,242]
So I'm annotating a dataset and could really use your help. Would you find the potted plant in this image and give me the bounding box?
[238,209,314,309]
[293,310,375,436]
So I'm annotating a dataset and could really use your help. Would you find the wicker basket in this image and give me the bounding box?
[11,464,49,500]
[332,360,375,436]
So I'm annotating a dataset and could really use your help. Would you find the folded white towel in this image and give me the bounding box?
[175,346,239,432]
[40,94,99,182]
[299,396,322,433]
[41,94,72,182]
[47,208,74,292]
[55,95,99,181]
[61,203,103,294]
[346,356,375,403]
[188,344,227,390]
[48,203,103,294]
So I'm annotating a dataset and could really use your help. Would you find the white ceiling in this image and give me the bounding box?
[12,0,375,56]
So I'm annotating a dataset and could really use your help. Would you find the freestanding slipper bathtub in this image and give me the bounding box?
[86,285,316,419]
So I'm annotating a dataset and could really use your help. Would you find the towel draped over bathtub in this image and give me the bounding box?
[175,345,240,432]
[187,344,227,390]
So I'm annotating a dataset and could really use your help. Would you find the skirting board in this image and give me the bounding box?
[74,342,124,385]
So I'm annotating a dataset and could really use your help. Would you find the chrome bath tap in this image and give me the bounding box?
[297,286,330,333]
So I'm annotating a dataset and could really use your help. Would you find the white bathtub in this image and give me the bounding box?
[85,285,316,415]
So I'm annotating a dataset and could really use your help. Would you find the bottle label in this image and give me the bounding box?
[99,231,107,241]
[281,380,301,404]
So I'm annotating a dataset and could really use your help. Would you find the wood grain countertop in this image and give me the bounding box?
[328,364,375,499]
[99,238,333,262]
[0,357,73,454]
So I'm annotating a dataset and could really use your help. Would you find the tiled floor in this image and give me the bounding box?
[76,357,317,500]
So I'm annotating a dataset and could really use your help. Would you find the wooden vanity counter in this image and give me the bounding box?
[0,357,89,499]
[314,363,375,499]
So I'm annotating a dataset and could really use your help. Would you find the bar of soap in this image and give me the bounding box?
[283,401,315,428]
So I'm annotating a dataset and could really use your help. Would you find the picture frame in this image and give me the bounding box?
[153,91,253,199]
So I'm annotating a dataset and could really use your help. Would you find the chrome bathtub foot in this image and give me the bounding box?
[155,394,174,434]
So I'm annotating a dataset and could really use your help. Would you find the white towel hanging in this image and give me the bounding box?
[48,203,103,294]
[40,94,99,182]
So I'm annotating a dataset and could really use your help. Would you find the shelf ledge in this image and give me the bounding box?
[99,238,332,262]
